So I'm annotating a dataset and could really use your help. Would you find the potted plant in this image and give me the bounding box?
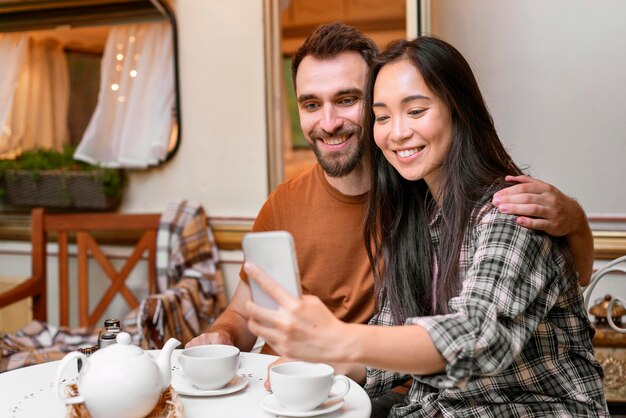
[0,147,126,210]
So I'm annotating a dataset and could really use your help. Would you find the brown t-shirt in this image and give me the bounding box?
[241,164,375,355]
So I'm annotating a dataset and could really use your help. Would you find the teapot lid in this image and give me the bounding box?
[94,332,144,359]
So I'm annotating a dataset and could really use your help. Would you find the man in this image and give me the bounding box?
[188,22,592,361]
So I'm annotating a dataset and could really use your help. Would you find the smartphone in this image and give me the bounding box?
[242,231,302,310]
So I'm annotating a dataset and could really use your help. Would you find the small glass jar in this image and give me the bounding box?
[98,318,123,349]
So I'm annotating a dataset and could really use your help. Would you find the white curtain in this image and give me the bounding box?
[74,22,175,168]
[0,34,27,156]
[0,34,69,158]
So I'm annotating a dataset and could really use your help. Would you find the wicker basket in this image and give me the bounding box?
[65,384,184,418]
[3,169,123,210]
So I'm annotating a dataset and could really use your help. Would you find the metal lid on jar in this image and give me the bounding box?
[103,318,121,328]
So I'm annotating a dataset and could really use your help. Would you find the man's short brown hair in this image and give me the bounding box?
[291,22,379,88]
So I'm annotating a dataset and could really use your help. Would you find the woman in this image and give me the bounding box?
[245,37,607,417]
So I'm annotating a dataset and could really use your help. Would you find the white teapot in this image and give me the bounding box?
[54,332,181,418]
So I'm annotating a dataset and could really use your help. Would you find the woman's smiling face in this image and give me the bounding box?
[372,59,452,198]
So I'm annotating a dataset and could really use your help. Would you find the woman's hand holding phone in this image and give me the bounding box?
[244,261,348,364]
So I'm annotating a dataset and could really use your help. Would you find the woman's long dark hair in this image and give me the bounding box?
[363,37,523,323]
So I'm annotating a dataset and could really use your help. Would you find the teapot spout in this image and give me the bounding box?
[156,337,181,392]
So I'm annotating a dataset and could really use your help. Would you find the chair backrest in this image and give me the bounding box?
[583,254,626,334]
[28,208,161,327]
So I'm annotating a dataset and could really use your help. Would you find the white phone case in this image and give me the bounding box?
[242,231,302,310]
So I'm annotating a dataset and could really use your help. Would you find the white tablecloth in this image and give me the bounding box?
[1,350,372,418]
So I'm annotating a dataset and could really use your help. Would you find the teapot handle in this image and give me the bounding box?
[54,351,87,405]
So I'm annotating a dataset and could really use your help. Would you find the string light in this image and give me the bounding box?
[111,32,141,106]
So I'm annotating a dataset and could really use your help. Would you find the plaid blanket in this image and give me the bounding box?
[138,199,226,349]
[0,321,99,372]
[0,200,225,372]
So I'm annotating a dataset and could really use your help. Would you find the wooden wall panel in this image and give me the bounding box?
[346,0,405,22]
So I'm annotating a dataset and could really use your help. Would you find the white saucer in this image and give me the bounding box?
[262,395,344,417]
[173,374,248,396]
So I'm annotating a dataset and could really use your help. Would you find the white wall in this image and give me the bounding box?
[425,0,626,309]
[429,0,626,217]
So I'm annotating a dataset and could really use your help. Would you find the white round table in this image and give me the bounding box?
[1,350,372,418]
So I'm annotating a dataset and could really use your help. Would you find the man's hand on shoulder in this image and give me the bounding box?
[492,174,585,236]
[493,174,593,285]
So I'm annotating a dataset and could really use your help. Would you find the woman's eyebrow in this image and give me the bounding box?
[401,94,430,104]
[373,94,430,108]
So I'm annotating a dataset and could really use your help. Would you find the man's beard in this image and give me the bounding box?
[309,126,364,178]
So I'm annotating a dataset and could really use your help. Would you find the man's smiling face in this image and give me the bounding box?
[295,51,368,178]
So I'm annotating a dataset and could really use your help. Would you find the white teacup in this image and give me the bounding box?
[179,345,240,390]
[269,362,350,412]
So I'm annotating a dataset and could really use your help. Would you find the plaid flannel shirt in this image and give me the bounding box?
[365,202,608,417]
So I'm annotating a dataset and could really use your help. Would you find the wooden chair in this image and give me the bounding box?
[0,204,225,372]
[0,208,161,328]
